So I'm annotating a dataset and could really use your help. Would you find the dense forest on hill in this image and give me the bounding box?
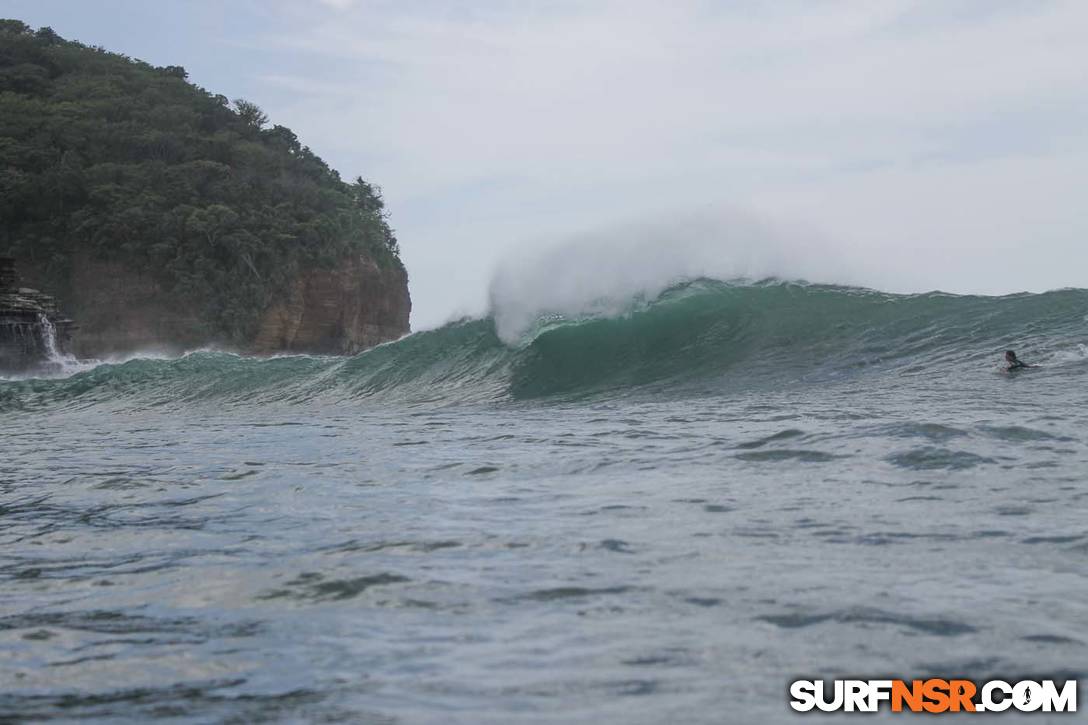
[0,20,403,340]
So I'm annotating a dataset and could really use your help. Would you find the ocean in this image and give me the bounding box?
[2,279,1087,723]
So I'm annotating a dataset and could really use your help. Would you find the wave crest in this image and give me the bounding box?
[3,280,1085,411]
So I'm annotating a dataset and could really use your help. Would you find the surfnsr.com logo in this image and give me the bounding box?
[790,679,1077,713]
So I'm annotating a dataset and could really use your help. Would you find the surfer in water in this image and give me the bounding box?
[1005,350,1032,371]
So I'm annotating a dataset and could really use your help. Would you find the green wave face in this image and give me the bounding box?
[508,280,1087,398]
[3,280,1086,411]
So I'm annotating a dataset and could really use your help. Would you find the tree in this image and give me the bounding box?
[264,124,301,154]
[34,26,60,45]
[232,98,268,130]
[351,176,385,215]
[0,19,31,35]
[187,204,239,248]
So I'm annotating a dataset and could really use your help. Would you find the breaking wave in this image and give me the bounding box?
[2,279,1086,412]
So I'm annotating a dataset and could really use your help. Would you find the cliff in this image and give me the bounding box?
[18,254,409,358]
[252,255,410,355]
[0,257,74,371]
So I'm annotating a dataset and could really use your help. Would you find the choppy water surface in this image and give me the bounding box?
[2,282,1087,723]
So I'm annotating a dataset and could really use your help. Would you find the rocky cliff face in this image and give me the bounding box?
[252,255,411,355]
[0,257,74,371]
[61,254,208,357]
[20,253,410,358]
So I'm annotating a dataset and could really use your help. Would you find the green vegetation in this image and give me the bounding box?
[0,20,403,340]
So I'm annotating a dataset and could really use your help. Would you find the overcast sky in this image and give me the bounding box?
[7,0,1087,328]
